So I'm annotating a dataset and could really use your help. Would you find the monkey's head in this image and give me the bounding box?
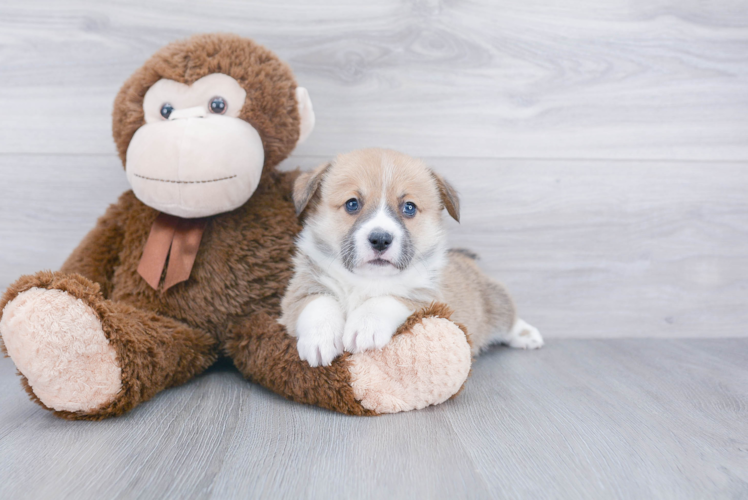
[112,34,314,218]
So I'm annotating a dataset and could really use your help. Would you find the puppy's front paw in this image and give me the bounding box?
[507,318,544,349]
[343,312,396,353]
[343,297,412,353]
[296,296,345,367]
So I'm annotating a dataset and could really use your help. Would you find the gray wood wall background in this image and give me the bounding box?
[1,0,746,339]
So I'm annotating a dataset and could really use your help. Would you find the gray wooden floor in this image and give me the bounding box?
[1,1,747,499]
[1,339,746,499]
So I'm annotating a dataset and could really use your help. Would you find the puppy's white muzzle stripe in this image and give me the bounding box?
[354,205,403,267]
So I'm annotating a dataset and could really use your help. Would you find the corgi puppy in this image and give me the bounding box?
[280,148,543,367]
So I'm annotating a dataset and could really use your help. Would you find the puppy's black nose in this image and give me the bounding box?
[368,231,393,252]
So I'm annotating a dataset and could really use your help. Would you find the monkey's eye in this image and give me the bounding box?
[345,198,360,213]
[160,103,174,119]
[209,96,227,115]
[402,201,417,217]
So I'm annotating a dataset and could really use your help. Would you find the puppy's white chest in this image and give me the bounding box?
[318,274,396,315]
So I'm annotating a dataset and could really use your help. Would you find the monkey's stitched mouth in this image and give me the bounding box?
[133,174,237,184]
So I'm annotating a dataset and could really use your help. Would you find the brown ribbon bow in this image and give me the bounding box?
[137,213,208,291]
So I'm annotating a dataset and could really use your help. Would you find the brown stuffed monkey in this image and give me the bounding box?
[0,34,472,420]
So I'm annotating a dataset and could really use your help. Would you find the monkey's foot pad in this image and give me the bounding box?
[348,316,471,413]
[0,287,121,413]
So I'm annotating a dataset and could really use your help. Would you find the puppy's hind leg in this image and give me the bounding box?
[490,318,544,350]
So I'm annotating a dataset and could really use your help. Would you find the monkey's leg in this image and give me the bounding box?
[0,271,218,420]
[225,303,472,415]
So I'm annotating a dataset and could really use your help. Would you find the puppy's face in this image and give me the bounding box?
[294,148,459,277]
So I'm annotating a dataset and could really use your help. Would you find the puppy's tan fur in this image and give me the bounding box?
[440,250,518,353]
[282,148,542,365]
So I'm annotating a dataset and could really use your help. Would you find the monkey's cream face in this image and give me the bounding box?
[126,73,314,218]
[305,149,450,278]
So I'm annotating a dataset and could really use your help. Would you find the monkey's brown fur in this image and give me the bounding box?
[0,34,469,419]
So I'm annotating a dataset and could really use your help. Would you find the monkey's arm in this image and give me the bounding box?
[59,191,133,299]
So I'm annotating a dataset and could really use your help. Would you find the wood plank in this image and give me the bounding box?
[0,339,745,499]
[210,386,491,499]
[0,0,746,159]
[429,157,748,339]
[0,154,131,288]
[2,154,746,339]
[446,338,748,499]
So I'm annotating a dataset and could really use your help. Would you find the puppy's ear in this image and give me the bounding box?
[432,172,460,222]
[293,162,331,215]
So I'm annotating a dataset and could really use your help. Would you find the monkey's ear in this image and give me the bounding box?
[293,162,331,215]
[295,87,315,145]
[432,172,460,222]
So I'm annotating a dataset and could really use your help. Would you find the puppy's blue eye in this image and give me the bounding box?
[160,103,174,119]
[402,201,417,217]
[345,198,359,213]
